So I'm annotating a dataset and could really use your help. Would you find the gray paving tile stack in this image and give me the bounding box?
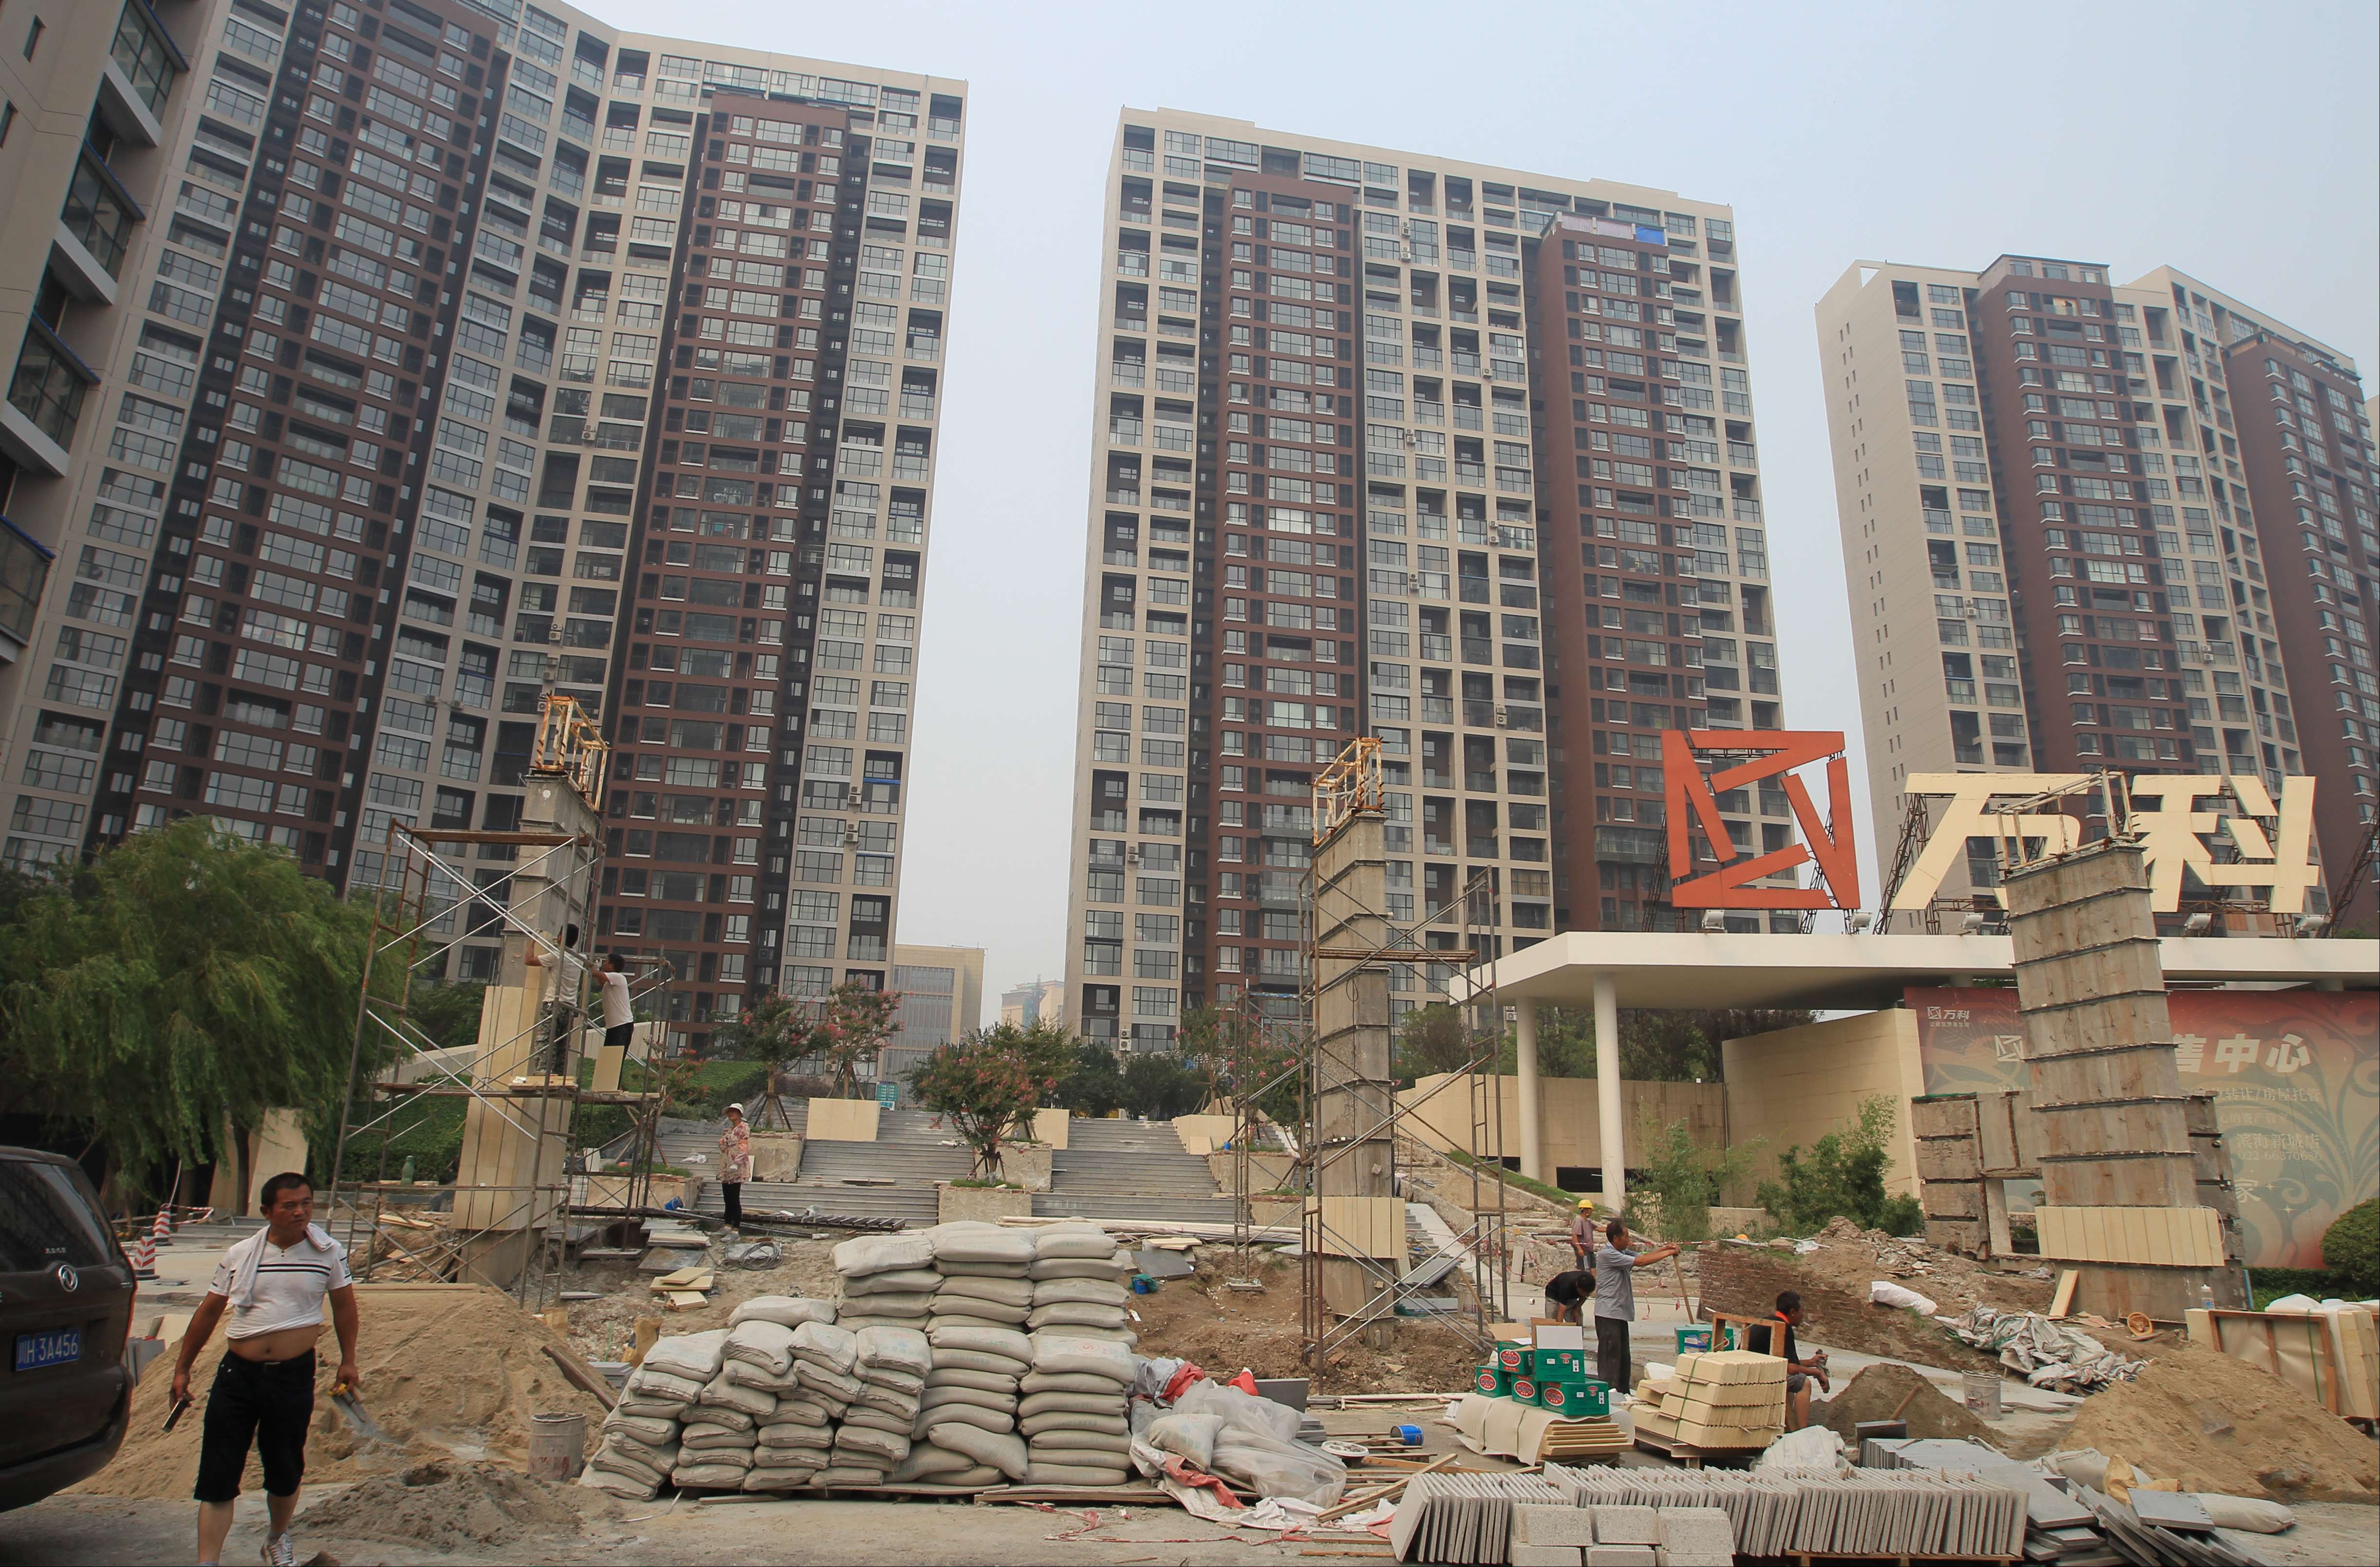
[1544,1463,2026,1561]
[1388,1472,1564,1564]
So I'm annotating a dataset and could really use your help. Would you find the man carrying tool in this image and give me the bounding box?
[1746,1290,1829,1429]
[170,1172,359,1567]
[1591,1217,1680,1395]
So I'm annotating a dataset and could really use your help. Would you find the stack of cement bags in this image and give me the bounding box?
[1022,1331,1136,1485]
[727,1297,834,1490]
[582,1327,727,1499]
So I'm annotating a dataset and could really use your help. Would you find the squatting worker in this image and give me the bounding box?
[171,1172,359,1567]
[1542,1268,1594,1325]
[600,952,635,1056]
[1591,1217,1681,1394]
[1746,1289,1830,1429]
[719,1102,752,1230]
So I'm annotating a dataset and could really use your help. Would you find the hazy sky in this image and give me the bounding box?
[610,0,2380,1024]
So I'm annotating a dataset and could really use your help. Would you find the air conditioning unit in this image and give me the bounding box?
[1494,706,1509,728]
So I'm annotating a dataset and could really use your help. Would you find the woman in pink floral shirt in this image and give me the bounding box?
[718,1104,752,1230]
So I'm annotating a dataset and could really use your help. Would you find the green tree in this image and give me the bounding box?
[909,1024,1066,1180]
[1754,1093,1922,1235]
[708,991,804,1063]
[1117,1052,1207,1120]
[0,819,392,1194]
[1631,1114,1763,1243]
[1051,1041,1122,1117]
[2324,1198,2379,1295]
[796,980,903,1098]
[1179,1004,1302,1125]
[1394,1002,1478,1082]
[405,979,488,1055]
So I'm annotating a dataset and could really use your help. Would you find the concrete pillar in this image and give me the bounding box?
[1594,974,1624,1213]
[1515,1002,1543,1184]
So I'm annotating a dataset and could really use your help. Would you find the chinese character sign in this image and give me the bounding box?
[1892,773,2321,914]
[1910,986,2377,1268]
[1662,730,1859,910]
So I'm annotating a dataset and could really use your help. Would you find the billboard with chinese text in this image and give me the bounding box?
[1908,986,2376,1268]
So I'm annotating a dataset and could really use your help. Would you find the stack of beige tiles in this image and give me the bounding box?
[1629,1350,1786,1451]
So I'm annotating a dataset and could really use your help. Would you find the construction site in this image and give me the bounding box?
[30,733,2380,1567]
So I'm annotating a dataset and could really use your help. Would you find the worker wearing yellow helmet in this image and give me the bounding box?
[1568,1197,1598,1270]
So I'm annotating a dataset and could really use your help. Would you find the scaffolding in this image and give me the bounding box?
[1293,737,1512,1367]
[326,697,661,1309]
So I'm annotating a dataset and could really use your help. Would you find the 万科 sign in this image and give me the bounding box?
[1662,730,1859,909]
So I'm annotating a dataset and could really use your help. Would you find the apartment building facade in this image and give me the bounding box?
[0,0,965,1051]
[1061,111,1788,1052]
[1820,258,2377,922]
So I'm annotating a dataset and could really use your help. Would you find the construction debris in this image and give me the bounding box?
[1942,1306,2145,1392]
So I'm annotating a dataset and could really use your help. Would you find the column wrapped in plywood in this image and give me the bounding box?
[1309,809,1396,1319]
[1911,1093,1987,1254]
[2003,840,2240,1316]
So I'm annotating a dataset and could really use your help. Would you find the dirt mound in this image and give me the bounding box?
[2066,1343,2379,1502]
[300,1458,608,1550]
[1816,1362,1998,1445]
[78,1284,613,1500]
[1130,1254,1483,1394]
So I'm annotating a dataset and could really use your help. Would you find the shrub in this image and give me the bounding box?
[1754,1094,1916,1235]
[1631,1115,1762,1243]
[2323,1198,2379,1296]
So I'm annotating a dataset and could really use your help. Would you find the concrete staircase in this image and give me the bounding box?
[665,1106,969,1227]
[1037,1117,1238,1224]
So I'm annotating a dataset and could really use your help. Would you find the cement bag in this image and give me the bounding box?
[861,1364,927,1395]
[928,1366,1021,1395]
[1034,1226,1119,1260]
[940,1274,1037,1308]
[1033,1277,1129,1308]
[720,1358,802,1395]
[681,1423,760,1452]
[1028,1303,1129,1331]
[613,1393,689,1421]
[921,1384,1018,1415]
[1173,1377,1300,1443]
[2193,1494,2298,1533]
[789,1321,860,1376]
[930,1324,1034,1363]
[1870,1279,1940,1315]
[930,1346,1030,1378]
[834,1231,936,1276]
[603,1412,679,1447]
[796,1361,866,1405]
[743,1464,822,1491]
[1020,1389,1125,1418]
[672,1460,753,1489]
[1022,1370,1125,1396]
[1145,1410,1223,1471]
[683,1403,755,1432]
[853,1324,934,1379]
[698,1375,779,1420]
[926,1421,1030,1480]
[1049,1325,1137,1347]
[834,1424,911,1467]
[929,1305,1032,1329]
[1021,1410,1129,1439]
[730,1295,837,1328]
[936,1258,1035,1278]
[844,1404,919,1437]
[625,1364,707,1403]
[837,1313,931,1334]
[890,1442,982,1481]
[758,1422,834,1450]
[843,1291,934,1317]
[724,1319,799,1376]
[1027,1461,1130,1487]
[580,1463,657,1500]
[1210,1427,1344,1507]
[915,1401,1013,1436]
[1030,1256,1129,1281]
[1031,1333,1135,1384]
[642,1329,729,1382]
[774,1397,835,1426]
[1755,1423,1845,1474]
[844,1267,943,1296]
[930,1228,1038,1267]
[809,1464,891,1487]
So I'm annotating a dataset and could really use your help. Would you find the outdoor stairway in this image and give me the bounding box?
[1037,1116,1239,1224]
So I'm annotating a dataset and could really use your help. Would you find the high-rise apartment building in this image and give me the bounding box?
[1820,258,2377,922]
[0,0,966,1051]
[1062,111,1787,1051]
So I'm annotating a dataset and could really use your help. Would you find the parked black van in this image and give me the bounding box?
[0,1148,134,1511]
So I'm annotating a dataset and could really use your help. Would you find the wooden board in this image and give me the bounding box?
[804,1097,880,1143]
[2049,1270,2080,1319]
[1306,1196,1405,1261]
[2035,1205,2221,1266]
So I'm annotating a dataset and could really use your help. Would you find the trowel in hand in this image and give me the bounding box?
[328,1379,390,1445]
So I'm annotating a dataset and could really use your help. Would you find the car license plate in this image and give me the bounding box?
[14,1327,80,1371]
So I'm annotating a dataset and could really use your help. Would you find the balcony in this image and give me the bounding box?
[3,320,96,475]
[55,148,143,302]
[1110,362,1146,387]
[100,1,186,146]
[1460,636,1492,663]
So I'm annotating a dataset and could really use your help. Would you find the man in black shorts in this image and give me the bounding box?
[1746,1289,1829,1428]
[1543,1268,1595,1324]
[171,1172,360,1567]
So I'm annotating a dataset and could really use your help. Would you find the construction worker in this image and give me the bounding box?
[1542,1268,1594,1324]
[1746,1290,1830,1428]
[718,1103,752,1230]
[171,1172,359,1567]
[1568,1197,1598,1268]
[1591,1217,1680,1394]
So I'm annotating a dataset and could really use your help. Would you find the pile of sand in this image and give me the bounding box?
[2066,1343,2379,1502]
[1130,1254,1484,1394]
[1815,1362,1998,1446]
[300,1459,608,1550]
[77,1284,614,1500]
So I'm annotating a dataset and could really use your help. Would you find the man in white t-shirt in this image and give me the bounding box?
[600,952,635,1055]
[170,1172,359,1567]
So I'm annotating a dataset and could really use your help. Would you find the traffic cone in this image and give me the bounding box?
[130,1228,157,1280]
[150,1208,174,1249]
